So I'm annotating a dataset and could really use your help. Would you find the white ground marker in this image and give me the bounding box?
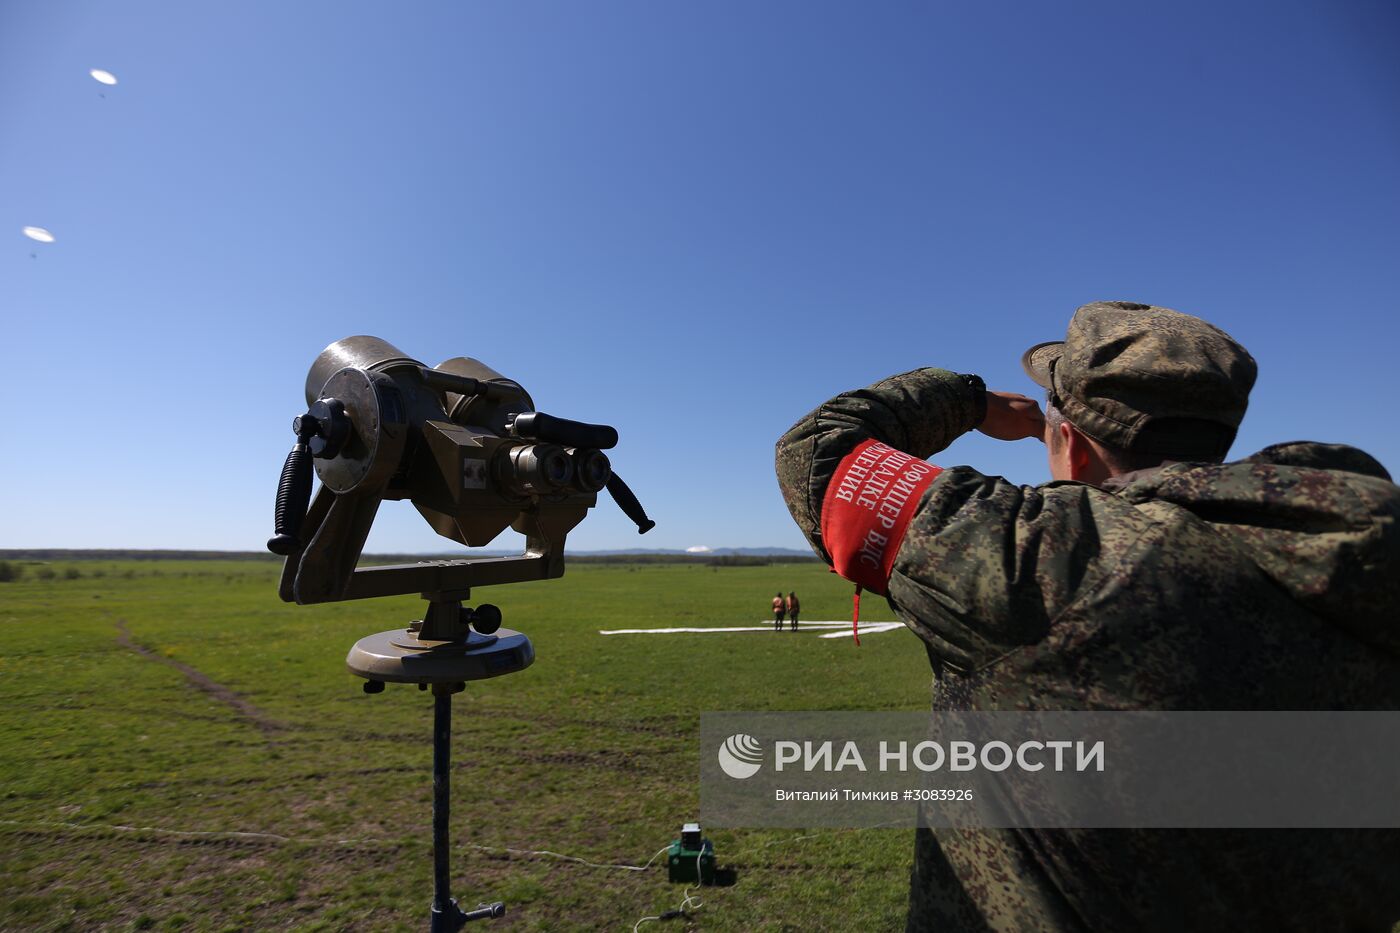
[598,621,905,638]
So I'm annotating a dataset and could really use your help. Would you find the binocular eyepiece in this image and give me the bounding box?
[492,441,613,498]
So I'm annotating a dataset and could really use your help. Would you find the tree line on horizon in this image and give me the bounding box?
[0,550,820,574]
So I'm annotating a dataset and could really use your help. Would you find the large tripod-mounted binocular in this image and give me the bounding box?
[268,335,653,607]
[266,336,653,930]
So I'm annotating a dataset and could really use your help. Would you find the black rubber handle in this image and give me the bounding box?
[605,472,655,534]
[510,412,618,450]
[267,442,313,555]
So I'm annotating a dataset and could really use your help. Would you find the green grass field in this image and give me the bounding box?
[0,560,930,931]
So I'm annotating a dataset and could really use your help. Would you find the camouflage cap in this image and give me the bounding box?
[1021,301,1257,460]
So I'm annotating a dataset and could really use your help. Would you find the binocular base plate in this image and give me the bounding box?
[347,627,535,684]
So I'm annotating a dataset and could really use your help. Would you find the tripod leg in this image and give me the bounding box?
[427,683,504,931]
[430,685,468,933]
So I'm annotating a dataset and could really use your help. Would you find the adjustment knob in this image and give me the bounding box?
[469,604,502,635]
[305,398,350,458]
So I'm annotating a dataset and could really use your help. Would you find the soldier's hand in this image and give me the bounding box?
[978,391,1046,443]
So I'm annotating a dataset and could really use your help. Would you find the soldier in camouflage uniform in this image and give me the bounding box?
[775,301,1400,932]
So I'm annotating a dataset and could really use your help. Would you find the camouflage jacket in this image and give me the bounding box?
[775,367,1400,933]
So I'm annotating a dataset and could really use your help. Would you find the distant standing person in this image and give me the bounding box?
[772,592,785,631]
[786,591,800,631]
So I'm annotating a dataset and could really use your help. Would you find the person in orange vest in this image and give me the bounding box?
[771,592,785,631]
[786,591,800,631]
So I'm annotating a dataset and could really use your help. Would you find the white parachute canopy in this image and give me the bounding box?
[90,69,118,86]
[22,226,55,243]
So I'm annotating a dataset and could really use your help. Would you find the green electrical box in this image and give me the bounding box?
[667,822,715,884]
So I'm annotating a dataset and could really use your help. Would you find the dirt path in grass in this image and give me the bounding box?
[114,618,289,735]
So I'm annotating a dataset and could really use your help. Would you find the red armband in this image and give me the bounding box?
[819,439,942,597]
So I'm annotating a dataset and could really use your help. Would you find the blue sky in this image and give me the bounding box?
[3,0,1398,553]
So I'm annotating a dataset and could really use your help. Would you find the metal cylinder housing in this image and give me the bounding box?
[305,336,425,407]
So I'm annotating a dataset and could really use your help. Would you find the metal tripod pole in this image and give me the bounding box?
[429,683,503,932]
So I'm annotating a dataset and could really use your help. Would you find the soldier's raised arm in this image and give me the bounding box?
[773,368,985,557]
[775,368,1110,672]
